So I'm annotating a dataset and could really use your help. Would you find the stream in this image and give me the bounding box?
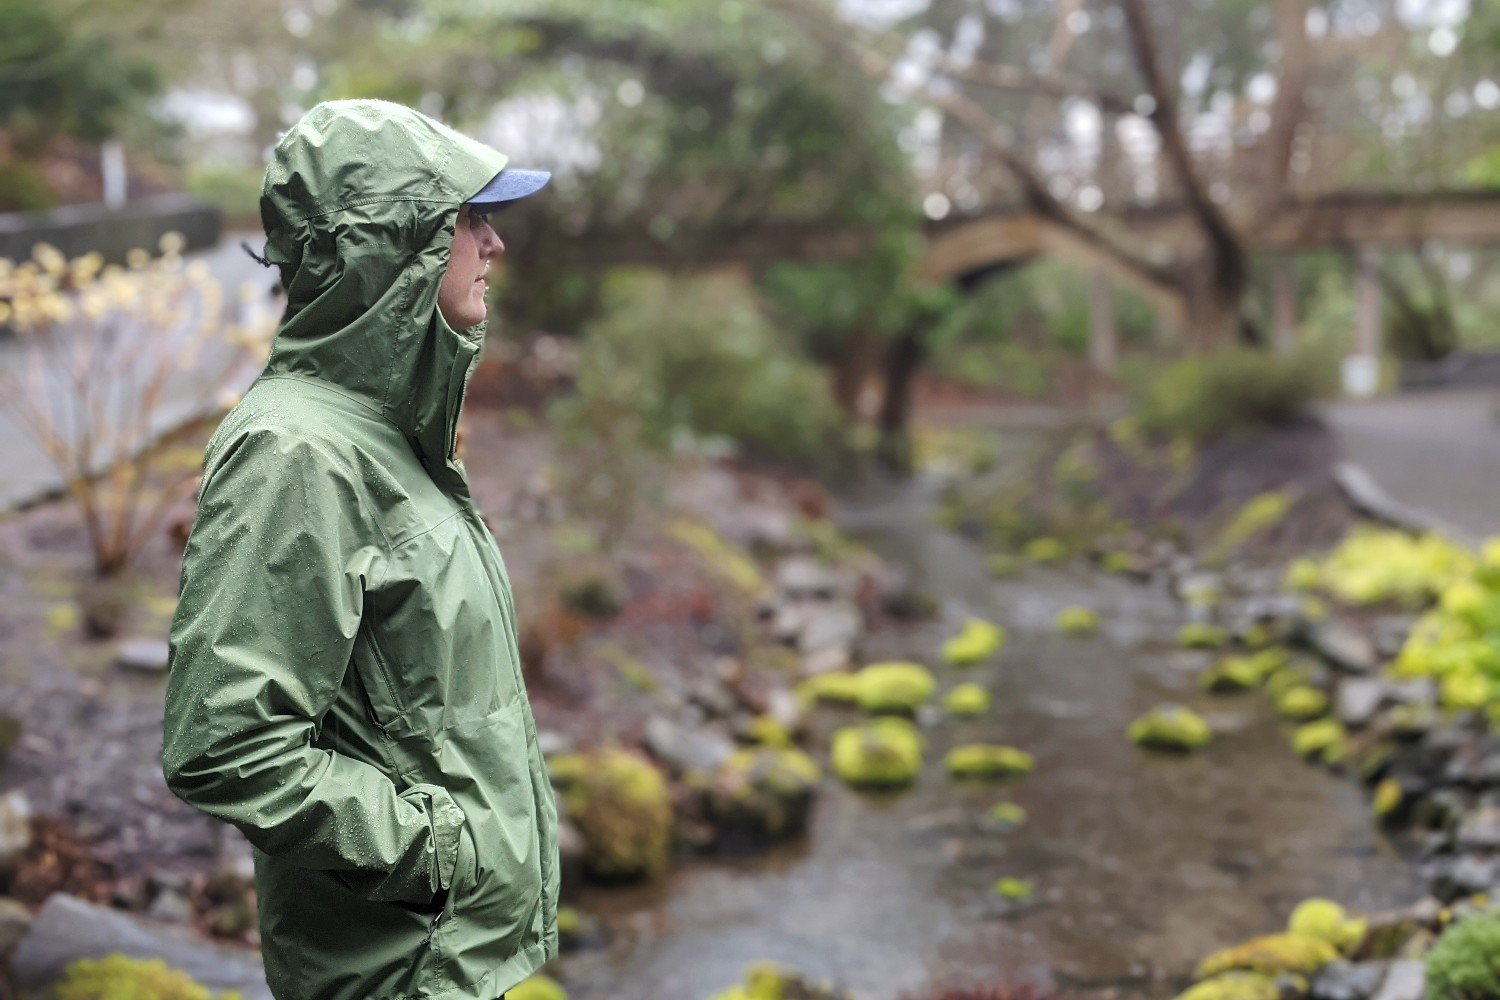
[555,456,1425,1000]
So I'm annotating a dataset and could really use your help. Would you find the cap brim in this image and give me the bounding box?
[467,167,551,207]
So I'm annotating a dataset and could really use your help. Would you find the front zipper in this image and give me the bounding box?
[421,904,445,946]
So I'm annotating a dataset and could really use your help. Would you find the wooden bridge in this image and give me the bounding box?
[920,189,1500,388]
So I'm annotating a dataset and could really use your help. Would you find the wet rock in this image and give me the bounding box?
[705,746,819,842]
[1426,853,1500,901]
[0,791,33,873]
[644,715,735,776]
[556,819,586,889]
[1310,960,1386,1000]
[146,888,193,924]
[114,638,170,674]
[1442,739,1500,790]
[9,893,272,999]
[1336,679,1390,729]
[1309,621,1379,674]
[1372,616,1417,660]
[797,601,863,658]
[1371,961,1424,1000]
[775,556,845,601]
[1455,803,1500,850]
[0,896,32,962]
[537,728,573,759]
[1387,678,1438,706]
[800,644,852,676]
[686,677,738,720]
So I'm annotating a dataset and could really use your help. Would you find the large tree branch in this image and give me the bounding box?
[1259,0,1312,206]
[769,0,1181,297]
[1118,0,1241,262]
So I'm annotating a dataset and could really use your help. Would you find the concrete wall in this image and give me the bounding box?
[0,194,221,265]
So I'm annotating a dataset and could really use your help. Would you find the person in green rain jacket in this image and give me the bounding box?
[161,99,560,1000]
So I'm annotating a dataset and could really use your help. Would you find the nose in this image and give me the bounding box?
[479,219,504,258]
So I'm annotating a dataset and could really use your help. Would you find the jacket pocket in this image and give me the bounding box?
[425,702,545,989]
[353,620,414,737]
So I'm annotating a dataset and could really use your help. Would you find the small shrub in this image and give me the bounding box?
[1425,913,1500,1000]
[1129,347,1335,442]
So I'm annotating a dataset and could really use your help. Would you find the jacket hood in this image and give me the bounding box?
[258,98,509,479]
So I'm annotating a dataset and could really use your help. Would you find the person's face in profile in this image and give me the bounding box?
[437,204,504,330]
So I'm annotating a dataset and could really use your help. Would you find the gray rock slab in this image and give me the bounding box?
[1371,960,1424,1000]
[10,892,271,999]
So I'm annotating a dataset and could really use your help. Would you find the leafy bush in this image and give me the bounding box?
[558,268,843,467]
[1426,913,1500,1000]
[0,159,58,212]
[1128,347,1337,442]
[185,162,265,222]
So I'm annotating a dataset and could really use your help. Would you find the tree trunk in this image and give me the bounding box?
[875,328,925,475]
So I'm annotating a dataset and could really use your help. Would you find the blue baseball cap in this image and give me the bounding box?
[467,167,551,209]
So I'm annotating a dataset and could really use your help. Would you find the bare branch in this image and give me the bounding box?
[1118,0,1241,259]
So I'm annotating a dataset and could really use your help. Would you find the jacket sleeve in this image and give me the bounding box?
[161,425,463,907]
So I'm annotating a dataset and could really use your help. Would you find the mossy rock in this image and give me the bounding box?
[551,745,673,882]
[1287,898,1368,954]
[1275,686,1329,721]
[709,960,856,1000]
[54,954,246,1000]
[830,717,923,789]
[795,671,862,708]
[1283,558,1323,593]
[508,973,568,1000]
[985,801,1028,830]
[854,661,936,714]
[941,618,1008,666]
[1055,606,1100,636]
[943,682,991,716]
[1174,971,1282,1000]
[1194,931,1339,978]
[944,743,1034,779]
[1291,718,1349,765]
[1178,623,1230,649]
[1128,704,1212,752]
[987,553,1023,578]
[1372,777,1405,821]
[706,746,821,841]
[1100,551,1137,574]
[1024,537,1067,564]
[991,877,1033,901]
[1200,656,1264,694]
[745,713,793,748]
[1265,663,1316,699]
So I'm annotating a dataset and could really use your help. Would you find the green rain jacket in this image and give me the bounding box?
[161,99,559,1000]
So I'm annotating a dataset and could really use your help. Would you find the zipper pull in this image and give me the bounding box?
[422,905,445,946]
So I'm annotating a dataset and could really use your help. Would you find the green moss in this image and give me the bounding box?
[746,714,792,748]
[1055,606,1100,636]
[1283,558,1322,593]
[986,801,1028,828]
[830,717,923,789]
[1211,491,1293,558]
[1372,777,1404,819]
[854,661,936,714]
[1101,551,1137,574]
[1425,913,1500,1000]
[507,973,569,1000]
[941,618,1008,666]
[1194,932,1339,978]
[708,960,810,1000]
[992,877,1033,900]
[795,671,862,708]
[1174,972,1282,1000]
[1178,623,1230,649]
[556,906,583,936]
[554,745,673,881]
[1024,537,1067,564]
[1200,656,1263,693]
[667,517,769,597]
[987,553,1023,578]
[1275,686,1329,721]
[54,955,245,1000]
[944,743,1035,779]
[1291,718,1349,765]
[1128,705,1212,752]
[708,747,821,839]
[1287,898,1368,954]
[943,682,991,716]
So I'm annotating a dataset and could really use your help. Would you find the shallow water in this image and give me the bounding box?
[556,466,1424,1000]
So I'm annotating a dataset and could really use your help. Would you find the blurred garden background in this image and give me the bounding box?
[2,0,1500,998]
